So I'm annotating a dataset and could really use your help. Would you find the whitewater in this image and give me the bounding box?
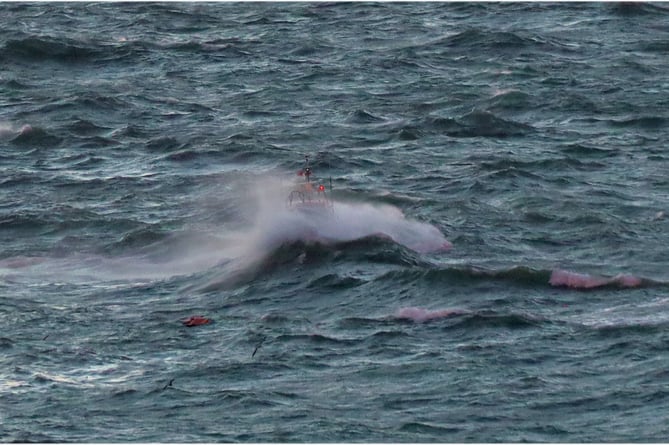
[0,172,451,286]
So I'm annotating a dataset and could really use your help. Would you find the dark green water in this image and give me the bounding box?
[2,2,669,442]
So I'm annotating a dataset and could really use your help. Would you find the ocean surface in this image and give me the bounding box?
[2,2,669,442]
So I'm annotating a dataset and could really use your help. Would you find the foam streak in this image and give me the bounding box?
[549,269,642,289]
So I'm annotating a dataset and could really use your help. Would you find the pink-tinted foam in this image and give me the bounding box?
[549,269,642,289]
[549,269,609,289]
[395,306,459,322]
[613,274,642,287]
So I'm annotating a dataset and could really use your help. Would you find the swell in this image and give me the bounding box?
[428,29,574,56]
[336,309,543,329]
[1,34,167,65]
[192,236,429,293]
[9,125,63,148]
[3,35,103,63]
[28,92,133,116]
[379,265,551,288]
[475,156,607,174]
[193,230,658,294]
[375,265,655,291]
[265,236,432,268]
[422,110,533,138]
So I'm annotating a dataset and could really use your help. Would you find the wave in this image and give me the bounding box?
[440,29,534,52]
[560,143,619,158]
[611,2,669,16]
[1,34,157,65]
[347,109,387,125]
[34,92,131,116]
[145,136,186,153]
[245,177,451,252]
[378,265,550,288]
[0,122,33,141]
[191,177,452,292]
[393,296,668,332]
[394,307,464,323]
[0,169,654,294]
[444,311,545,330]
[429,28,576,58]
[485,89,533,111]
[3,237,653,295]
[3,36,102,63]
[570,296,669,333]
[549,269,642,289]
[306,273,366,290]
[475,156,607,179]
[338,306,543,329]
[374,264,654,292]
[1,174,451,289]
[425,110,532,138]
[609,115,669,129]
[9,125,62,148]
[66,118,112,136]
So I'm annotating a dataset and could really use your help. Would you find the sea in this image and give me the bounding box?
[2,2,669,442]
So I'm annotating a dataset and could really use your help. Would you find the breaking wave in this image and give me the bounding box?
[0,174,452,290]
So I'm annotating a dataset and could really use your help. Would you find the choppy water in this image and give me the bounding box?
[2,2,669,442]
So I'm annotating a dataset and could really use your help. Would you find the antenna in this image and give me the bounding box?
[329,155,333,194]
[303,155,311,182]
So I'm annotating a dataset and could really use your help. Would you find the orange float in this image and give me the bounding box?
[182,315,211,327]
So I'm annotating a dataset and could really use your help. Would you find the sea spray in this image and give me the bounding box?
[195,173,452,290]
[0,172,452,288]
[246,174,452,253]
